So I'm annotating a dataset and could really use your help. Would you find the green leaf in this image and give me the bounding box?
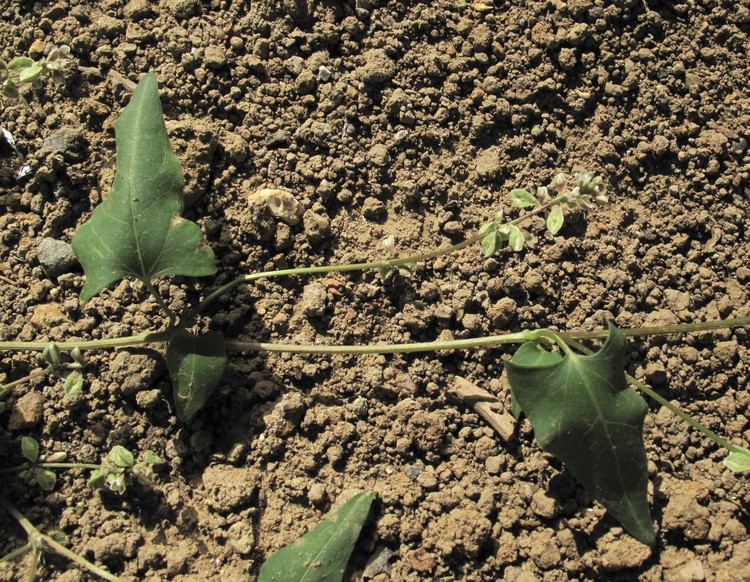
[505,324,655,546]
[35,469,57,491]
[43,343,63,374]
[546,205,564,234]
[477,220,495,237]
[18,64,43,84]
[2,79,19,100]
[481,232,499,257]
[64,369,84,396]
[142,450,164,465]
[21,436,39,463]
[109,445,135,468]
[7,57,33,71]
[87,469,104,488]
[507,224,525,252]
[259,491,377,582]
[723,446,750,472]
[510,188,538,209]
[71,72,216,304]
[166,331,227,421]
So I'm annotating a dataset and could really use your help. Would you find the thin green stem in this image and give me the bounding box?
[0,462,101,474]
[0,491,122,581]
[565,337,739,454]
[196,196,563,313]
[0,542,31,564]
[1,368,49,390]
[0,315,747,357]
[523,328,575,355]
[0,331,169,352]
[560,315,750,341]
[628,374,737,453]
[227,331,532,354]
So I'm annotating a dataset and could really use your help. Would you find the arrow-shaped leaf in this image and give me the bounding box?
[505,324,655,545]
[72,72,216,303]
[166,331,227,421]
[259,491,377,582]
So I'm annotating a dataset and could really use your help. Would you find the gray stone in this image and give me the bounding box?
[163,0,200,19]
[266,129,291,147]
[37,238,78,278]
[40,127,86,162]
[301,281,327,317]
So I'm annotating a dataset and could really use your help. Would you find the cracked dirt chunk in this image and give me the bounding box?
[227,521,256,555]
[425,505,492,558]
[201,465,260,512]
[594,532,652,570]
[29,302,66,328]
[524,528,564,571]
[715,540,750,580]
[663,481,712,541]
[354,49,396,83]
[8,391,44,430]
[90,531,143,564]
[475,146,502,178]
[109,351,164,396]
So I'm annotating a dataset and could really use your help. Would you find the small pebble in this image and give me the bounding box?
[247,188,303,226]
[37,238,78,278]
[318,65,332,81]
[265,130,291,147]
[308,483,327,505]
[362,197,386,221]
[8,392,45,430]
[301,281,327,317]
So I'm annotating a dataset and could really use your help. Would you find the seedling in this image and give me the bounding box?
[0,45,74,100]
[1,72,749,575]
[0,439,160,580]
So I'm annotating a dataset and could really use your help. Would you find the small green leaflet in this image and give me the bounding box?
[166,331,227,421]
[21,436,39,463]
[510,188,538,209]
[505,323,655,545]
[723,446,750,472]
[507,224,525,251]
[546,205,564,234]
[259,491,377,582]
[481,232,499,257]
[72,72,216,303]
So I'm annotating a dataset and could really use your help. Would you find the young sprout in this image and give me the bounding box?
[478,172,607,257]
[1,45,74,100]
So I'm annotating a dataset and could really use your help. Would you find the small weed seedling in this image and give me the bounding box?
[0,437,161,581]
[2,72,749,577]
[0,45,74,101]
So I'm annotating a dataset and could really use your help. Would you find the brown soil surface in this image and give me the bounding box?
[2,0,750,580]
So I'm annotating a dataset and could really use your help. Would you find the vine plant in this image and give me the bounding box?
[2,72,749,575]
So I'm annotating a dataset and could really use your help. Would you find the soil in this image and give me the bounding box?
[1,0,750,580]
